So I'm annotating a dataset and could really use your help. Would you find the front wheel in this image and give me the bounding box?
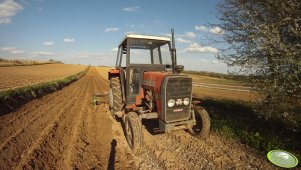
[124,112,143,154]
[188,106,210,139]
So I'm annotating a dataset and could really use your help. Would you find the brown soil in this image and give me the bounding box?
[0,64,86,91]
[187,74,241,86]
[0,68,134,169]
[193,86,259,102]
[0,67,277,169]
[189,74,260,102]
[137,121,276,169]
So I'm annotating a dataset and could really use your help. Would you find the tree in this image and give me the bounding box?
[216,0,301,128]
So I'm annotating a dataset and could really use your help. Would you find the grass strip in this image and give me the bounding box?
[0,66,90,115]
[0,58,63,67]
[0,63,54,67]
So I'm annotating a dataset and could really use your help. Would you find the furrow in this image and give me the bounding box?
[15,76,90,169]
[58,75,94,168]
[70,72,107,169]
[0,76,86,146]
[0,98,63,150]
[0,90,80,169]
[0,75,82,130]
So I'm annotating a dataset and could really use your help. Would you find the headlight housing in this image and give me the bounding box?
[183,98,190,105]
[168,99,175,107]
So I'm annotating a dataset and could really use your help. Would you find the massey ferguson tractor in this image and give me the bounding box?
[108,29,210,153]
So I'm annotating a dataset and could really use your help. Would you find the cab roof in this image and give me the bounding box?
[119,34,170,47]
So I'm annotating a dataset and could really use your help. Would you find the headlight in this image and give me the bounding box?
[183,98,190,105]
[168,99,175,107]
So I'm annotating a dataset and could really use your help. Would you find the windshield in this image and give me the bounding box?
[129,38,172,65]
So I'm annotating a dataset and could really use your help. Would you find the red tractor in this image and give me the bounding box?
[108,29,210,153]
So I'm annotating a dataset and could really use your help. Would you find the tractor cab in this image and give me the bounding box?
[117,34,174,70]
[108,30,210,153]
[114,34,182,105]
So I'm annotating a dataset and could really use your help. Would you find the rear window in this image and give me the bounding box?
[129,38,172,65]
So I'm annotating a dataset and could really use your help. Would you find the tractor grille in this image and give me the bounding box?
[161,76,192,123]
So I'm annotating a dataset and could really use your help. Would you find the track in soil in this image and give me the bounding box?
[0,67,276,169]
[0,68,134,169]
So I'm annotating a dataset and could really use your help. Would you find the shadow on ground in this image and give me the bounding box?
[108,139,117,170]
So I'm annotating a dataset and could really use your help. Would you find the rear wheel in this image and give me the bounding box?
[124,112,143,154]
[109,77,123,118]
[188,106,210,139]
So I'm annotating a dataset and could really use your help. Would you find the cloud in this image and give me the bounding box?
[125,24,147,29]
[125,31,135,34]
[76,51,108,59]
[169,32,196,39]
[11,49,24,54]
[162,33,171,37]
[1,46,24,54]
[33,51,55,56]
[1,46,15,51]
[184,43,218,53]
[209,26,225,35]
[211,60,220,64]
[105,27,119,32]
[176,38,191,44]
[177,54,229,73]
[126,24,135,28]
[183,32,196,38]
[195,25,225,35]
[195,25,208,32]
[64,38,75,42]
[198,59,221,64]
[0,0,23,24]
[123,6,140,12]
[198,59,211,64]
[111,48,118,52]
[44,41,54,46]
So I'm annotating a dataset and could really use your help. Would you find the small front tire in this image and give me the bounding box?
[188,106,210,139]
[124,112,143,154]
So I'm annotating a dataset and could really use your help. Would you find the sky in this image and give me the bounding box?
[0,0,230,73]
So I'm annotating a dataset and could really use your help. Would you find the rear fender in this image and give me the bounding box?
[108,69,120,80]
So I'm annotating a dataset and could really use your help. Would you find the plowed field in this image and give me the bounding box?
[0,64,86,91]
[0,67,276,169]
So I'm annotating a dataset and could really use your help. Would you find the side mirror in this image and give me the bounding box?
[175,65,184,73]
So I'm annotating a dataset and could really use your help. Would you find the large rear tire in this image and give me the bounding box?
[109,77,123,117]
[124,112,143,154]
[188,106,210,139]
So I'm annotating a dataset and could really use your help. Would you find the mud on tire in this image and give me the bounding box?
[124,112,143,154]
[109,77,123,117]
[188,106,210,139]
